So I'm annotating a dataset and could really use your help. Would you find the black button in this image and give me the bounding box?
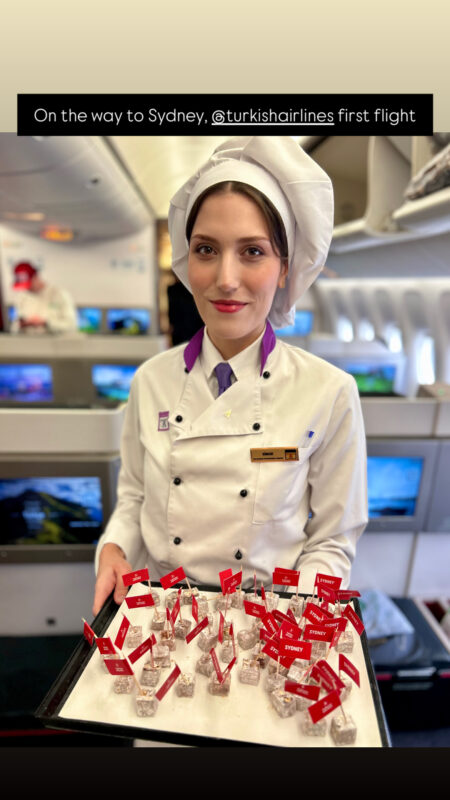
[173,477,182,485]
[263,371,270,379]
[175,415,183,422]
[235,550,243,560]
[252,422,260,431]
[240,489,248,497]
[184,367,189,373]
[173,537,182,545]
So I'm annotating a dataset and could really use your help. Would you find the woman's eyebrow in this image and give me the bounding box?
[191,234,271,244]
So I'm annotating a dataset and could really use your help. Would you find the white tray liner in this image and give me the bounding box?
[59,585,383,747]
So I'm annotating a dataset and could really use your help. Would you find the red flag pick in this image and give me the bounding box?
[115,615,131,650]
[342,604,365,636]
[219,568,233,593]
[125,593,155,609]
[308,690,341,724]
[160,566,186,590]
[339,654,360,687]
[244,599,266,619]
[272,567,300,587]
[122,567,149,587]
[315,573,342,591]
[104,658,134,676]
[96,637,116,656]
[155,664,181,702]
[128,637,153,665]
[210,647,224,683]
[83,619,96,647]
[185,616,209,644]
[222,570,242,595]
[191,594,198,623]
[284,682,320,701]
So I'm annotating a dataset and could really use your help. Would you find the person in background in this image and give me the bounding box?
[10,262,78,334]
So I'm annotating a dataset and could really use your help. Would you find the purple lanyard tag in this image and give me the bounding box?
[158,411,170,431]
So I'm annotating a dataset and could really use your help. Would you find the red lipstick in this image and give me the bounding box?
[211,300,247,313]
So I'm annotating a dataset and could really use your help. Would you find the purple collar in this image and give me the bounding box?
[183,322,276,375]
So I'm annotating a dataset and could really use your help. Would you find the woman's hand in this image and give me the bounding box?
[92,543,133,616]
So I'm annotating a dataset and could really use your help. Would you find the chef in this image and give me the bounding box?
[11,261,78,334]
[93,137,368,616]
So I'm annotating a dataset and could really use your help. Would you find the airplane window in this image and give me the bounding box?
[417,335,435,385]
[336,316,353,342]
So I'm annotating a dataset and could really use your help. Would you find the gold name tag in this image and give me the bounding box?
[250,447,299,462]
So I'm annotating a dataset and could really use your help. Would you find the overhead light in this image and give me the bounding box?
[3,211,45,221]
[40,226,75,242]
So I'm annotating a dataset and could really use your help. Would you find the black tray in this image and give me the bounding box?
[36,583,391,747]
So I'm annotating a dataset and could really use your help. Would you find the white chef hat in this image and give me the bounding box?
[168,136,334,328]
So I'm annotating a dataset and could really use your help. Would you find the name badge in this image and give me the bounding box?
[158,411,170,431]
[250,447,299,462]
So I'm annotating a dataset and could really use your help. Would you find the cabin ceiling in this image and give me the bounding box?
[0,135,313,242]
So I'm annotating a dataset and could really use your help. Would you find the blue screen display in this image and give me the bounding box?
[340,362,397,395]
[8,305,18,322]
[106,308,150,335]
[276,310,314,337]
[0,364,53,402]
[77,307,102,333]
[367,456,424,518]
[0,476,103,545]
[92,364,138,401]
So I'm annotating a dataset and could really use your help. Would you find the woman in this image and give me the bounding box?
[93,137,368,616]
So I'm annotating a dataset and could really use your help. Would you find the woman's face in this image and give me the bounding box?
[187,191,287,360]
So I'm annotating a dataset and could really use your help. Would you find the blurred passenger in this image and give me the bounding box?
[11,262,78,334]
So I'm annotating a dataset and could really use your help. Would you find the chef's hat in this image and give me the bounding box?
[168,137,334,328]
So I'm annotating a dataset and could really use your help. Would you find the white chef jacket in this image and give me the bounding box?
[95,323,368,594]
[11,285,78,334]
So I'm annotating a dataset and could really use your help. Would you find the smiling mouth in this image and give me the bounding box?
[210,300,248,313]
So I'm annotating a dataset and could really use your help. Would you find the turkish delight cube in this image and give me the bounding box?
[151,610,165,631]
[237,628,258,651]
[181,587,199,605]
[270,689,296,718]
[250,646,268,669]
[220,641,236,664]
[239,658,261,686]
[288,596,304,617]
[299,711,327,737]
[339,674,353,702]
[197,627,218,652]
[152,644,170,667]
[160,629,176,650]
[166,591,179,609]
[330,712,357,746]
[136,689,158,717]
[113,675,134,694]
[141,661,162,687]
[196,653,215,677]
[209,673,231,696]
[231,591,247,609]
[124,625,142,649]
[174,618,192,640]
[265,673,286,693]
[176,672,196,697]
[335,629,354,654]
[263,591,279,611]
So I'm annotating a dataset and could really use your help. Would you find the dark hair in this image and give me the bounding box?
[185,181,288,261]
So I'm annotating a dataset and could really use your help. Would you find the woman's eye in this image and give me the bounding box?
[195,244,214,256]
[244,246,264,257]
